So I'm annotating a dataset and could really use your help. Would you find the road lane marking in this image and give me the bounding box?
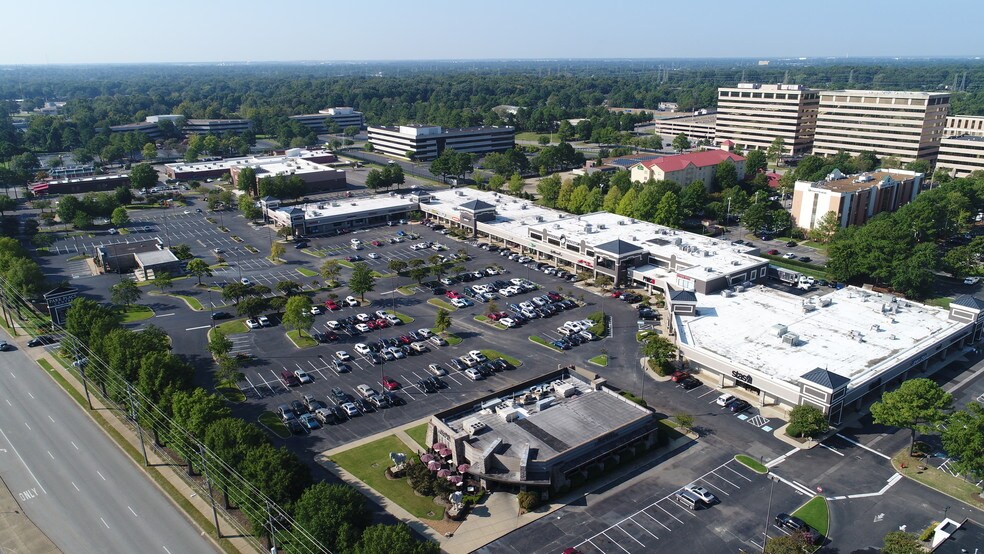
[185,325,211,331]
[47,415,54,423]
[129,506,138,517]
[834,433,891,460]
[96,470,107,481]
[0,427,47,494]
[72,482,79,491]
[47,450,54,460]
[818,442,844,456]
[163,546,172,554]
[101,517,110,529]
[24,422,31,431]
[27,392,34,399]
[71,441,79,450]
[155,313,175,318]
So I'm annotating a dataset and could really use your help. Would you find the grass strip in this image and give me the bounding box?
[529,335,560,351]
[393,311,415,324]
[171,294,204,311]
[426,298,457,311]
[404,423,429,450]
[330,434,444,520]
[481,349,522,367]
[296,267,318,277]
[216,384,246,403]
[588,354,609,367]
[792,496,829,538]
[286,330,317,348]
[893,451,984,508]
[735,454,768,474]
[214,319,248,335]
[120,305,155,322]
[397,285,417,295]
[257,412,290,439]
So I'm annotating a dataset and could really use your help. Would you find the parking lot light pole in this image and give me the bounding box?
[762,473,777,554]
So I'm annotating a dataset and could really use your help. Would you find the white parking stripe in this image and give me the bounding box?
[615,524,646,547]
[628,518,658,539]
[641,509,671,531]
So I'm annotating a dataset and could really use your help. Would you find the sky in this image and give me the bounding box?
[2,0,983,64]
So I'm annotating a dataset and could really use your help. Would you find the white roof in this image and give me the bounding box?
[164,149,335,173]
[134,249,179,267]
[676,285,964,389]
[292,195,416,220]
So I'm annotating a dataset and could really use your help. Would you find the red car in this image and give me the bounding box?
[611,290,624,298]
[324,300,340,310]
[323,331,339,342]
[445,290,462,299]
[374,318,390,328]
[767,249,780,256]
[367,320,381,330]
[488,312,502,321]
[381,376,400,391]
[371,240,383,247]
[398,335,412,344]
[671,371,690,383]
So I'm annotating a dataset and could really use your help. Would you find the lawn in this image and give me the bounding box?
[338,260,355,269]
[516,131,551,143]
[893,451,984,508]
[331,434,445,520]
[120,305,154,323]
[404,423,429,450]
[442,332,463,346]
[296,267,318,277]
[215,318,249,335]
[286,330,318,348]
[397,285,418,295]
[925,297,953,309]
[372,271,396,279]
[588,354,609,367]
[474,315,507,330]
[762,256,831,281]
[301,249,327,258]
[481,349,522,367]
[426,298,457,311]
[734,454,768,474]
[171,294,204,311]
[393,311,415,324]
[257,411,290,439]
[216,382,246,403]
[530,335,561,351]
[792,496,829,538]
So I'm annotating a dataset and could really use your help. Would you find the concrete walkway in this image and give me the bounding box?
[0,473,60,553]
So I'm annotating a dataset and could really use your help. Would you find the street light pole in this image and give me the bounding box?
[762,474,777,554]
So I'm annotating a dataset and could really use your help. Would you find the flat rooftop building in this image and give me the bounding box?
[183,118,252,135]
[109,121,162,140]
[652,110,717,143]
[426,368,659,491]
[165,149,338,181]
[674,285,983,423]
[791,168,923,230]
[290,107,364,133]
[367,124,515,160]
[266,194,418,236]
[937,134,984,178]
[715,83,820,156]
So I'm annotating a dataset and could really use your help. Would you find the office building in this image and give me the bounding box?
[426,368,659,492]
[367,124,515,160]
[937,135,984,178]
[228,156,346,194]
[164,149,338,181]
[791,168,924,230]
[29,173,132,196]
[943,115,984,137]
[182,118,252,135]
[289,107,364,133]
[714,83,820,156]
[652,110,717,144]
[812,90,950,164]
[109,121,163,140]
[265,193,418,236]
[629,149,745,188]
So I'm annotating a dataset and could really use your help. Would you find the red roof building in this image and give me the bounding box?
[630,149,746,189]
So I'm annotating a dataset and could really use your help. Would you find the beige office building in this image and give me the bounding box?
[944,115,984,137]
[937,135,984,178]
[791,168,923,230]
[715,83,820,156]
[812,90,950,164]
[653,110,717,143]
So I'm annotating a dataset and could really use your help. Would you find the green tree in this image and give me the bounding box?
[238,443,311,507]
[0,195,15,216]
[940,403,984,494]
[137,351,192,406]
[766,137,786,168]
[275,280,301,296]
[615,188,638,217]
[567,184,591,214]
[671,133,691,153]
[129,162,158,190]
[72,213,93,230]
[320,259,342,285]
[170,388,231,472]
[880,531,923,554]
[680,180,707,218]
[293,483,370,553]
[806,211,840,244]
[208,329,233,359]
[384,163,405,188]
[214,354,240,386]
[349,261,376,301]
[536,175,562,207]
[744,149,768,175]
[652,191,681,227]
[434,308,452,334]
[238,194,261,220]
[871,378,952,455]
[365,169,386,191]
[4,257,45,296]
[355,523,440,554]
[269,241,285,261]
[487,174,506,192]
[236,296,268,318]
[556,179,575,211]
[387,259,407,275]
[153,272,174,293]
[186,258,212,285]
[141,142,157,162]
[170,243,193,260]
[715,161,739,190]
[764,531,813,554]
[110,279,141,309]
[236,166,258,197]
[409,266,428,284]
[110,206,129,228]
[282,295,314,338]
[786,405,828,438]
[508,173,525,194]
[602,186,623,213]
[643,335,676,373]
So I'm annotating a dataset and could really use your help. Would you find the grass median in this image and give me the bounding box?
[296,267,318,277]
[530,335,560,351]
[426,298,457,311]
[893,451,984,508]
[331,434,445,520]
[214,318,248,335]
[792,496,829,538]
[170,294,204,311]
[120,305,154,323]
[589,354,609,366]
[258,411,290,439]
[481,349,522,367]
[286,330,318,348]
[735,454,768,474]
[474,315,507,330]
[392,311,415,324]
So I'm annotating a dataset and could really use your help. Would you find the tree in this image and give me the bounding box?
[110,279,141,309]
[652,191,682,227]
[183,258,211,286]
[384,164,405,188]
[282,295,314,338]
[269,241,285,261]
[715,161,739,190]
[0,195,15,216]
[236,296,268,318]
[766,137,786,168]
[536,175,561,207]
[349,262,376,301]
[594,274,613,289]
[409,266,428,284]
[293,482,370,554]
[642,335,676,373]
[236,166,258,197]
[940,403,984,494]
[320,259,342,285]
[275,280,301,296]
[238,194,261,220]
[786,405,828,438]
[170,388,231,471]
[806,211,840,244]
[556,179,574,211]
[4,257,45,296]
[365,169,386,191]
[671,133,691,153]
[387,259,407,275]
[745,149,767,175]
[680,180,707,218]
[129,163,157,190]
[208,329,233,359]
[141,142,157,162]
[110,206,130,228]
[615,188,638,217]
[239,443,311,507]
[880,531,923,554]
[152,272,173,293]
[673,413,695,433]
[764,531,813,554]
[354,523,440,554]
[871,378,952,455]
[434,308,452,334]
[137,351,192,406]
[170,244,193,260]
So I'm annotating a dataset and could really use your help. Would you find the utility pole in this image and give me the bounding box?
[199,444,221,538]
[761,474,778,553]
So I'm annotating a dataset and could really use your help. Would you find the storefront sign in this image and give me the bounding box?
[732,370,753,385]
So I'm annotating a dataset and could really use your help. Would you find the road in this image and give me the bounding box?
[0,340,216,554]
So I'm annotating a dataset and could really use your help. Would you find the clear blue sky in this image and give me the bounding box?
[3,0,982,64]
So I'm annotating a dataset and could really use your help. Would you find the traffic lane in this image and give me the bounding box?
[0,342,215,553]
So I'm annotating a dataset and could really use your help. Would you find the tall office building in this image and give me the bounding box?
[937,116,984,178]
[812,90,950,164]
[714,83,819,156]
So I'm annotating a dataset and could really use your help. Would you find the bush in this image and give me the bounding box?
[786,404,828,438]
[517,490,540,512]
[587,311,607,336]
[919,522,937,542]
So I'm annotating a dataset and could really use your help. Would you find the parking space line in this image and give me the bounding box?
[721,464,753,481]
[601,533,631,554]
[834,433,891,460]
[586,539,606,554]
[641,509,671,531]
[627,518,658,540]
[653,503,686,523]
[615,524,646,547]
[697,478,731,496]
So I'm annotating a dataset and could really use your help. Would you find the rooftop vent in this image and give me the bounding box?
[721,289,734,297]
[554,382,577,398]
[769,323,788,337]
[782,332,800,346]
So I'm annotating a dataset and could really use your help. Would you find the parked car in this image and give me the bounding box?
[334,350,351,361]
[294,369,313,384]
[775,513,806,531]
[716,393,737,407]
[245,319,261,329]
[464,368,484,381]
[210,311,231,320]
[427,363,447,376]
[729,399,751,413]
[345,296,359,307]
[680,377,702,390]
[685,483,717,504]
[381,376,400,390]
[27,335,56,347]
[257,315,271,327]
[671,371,690,383]
[281,370,301,387]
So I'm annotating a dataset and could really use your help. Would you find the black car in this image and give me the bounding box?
[449,358,465,371]
[799,256,812,263]
[367,352,383,365]
[680,377,702,390]
[329,406,348,422]
[27,335,56,347]
[490,359,512,371]
[312,332,328,343]
[775,513,806,531]
[294,241,309,249]
[382,391,405,406]
[729,399,751,413]
[286,419,308,435]
[210,311,231,320]
[290,400,307,416]
[476,362,495,377]
[354,397,374,413]
[639,308,658,320]
[427,376,447,389]
[418,379,437,393]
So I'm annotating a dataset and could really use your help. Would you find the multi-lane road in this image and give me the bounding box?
[0,340,216,553]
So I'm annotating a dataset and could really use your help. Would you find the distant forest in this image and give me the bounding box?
[2,58,984,156]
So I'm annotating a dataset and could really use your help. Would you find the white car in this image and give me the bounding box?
[375,310,390,318]
[716,393,736,407]
[500,317,516,328]
[246,319,261,329]
[427,363,447,376]
[356,384,377,398]
[355,323,370,333]
[327,320,341,330]
[450,298,468,308]
[334,351,351,361]
[417,328,433,338]
[410,243,425,251]
[685,484,717,504]
[294,369,313,384]
[410,342,428,353]
[368,252,380,259]
[464,368,484,381]
[469,350,488,362]
[563,321,583,332]
[310,305,323,315]
[965,276,981,285]
[782,252,797,259]
[341,402,360,417]
[257,315,271,327]
[345,296,359,307]
[240,277,252,286]
[429,335,448,347]
[356,313,371,322]
[354,343,372,355]
[107,228,117,235]
[388,346,406,359]
[183,210,191,215]
[385,314,401,325]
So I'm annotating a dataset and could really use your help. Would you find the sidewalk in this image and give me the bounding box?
[1,320,256,554]
[0,473,60,553]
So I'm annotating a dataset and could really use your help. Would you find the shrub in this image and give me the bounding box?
[517,491,540,512]
[587,311,607,336]
[919,522,937,542]
[786,404,828,438]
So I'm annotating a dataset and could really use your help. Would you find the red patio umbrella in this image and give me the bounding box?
[457,463,471,473]
[427,460,441,471]
[432,442,448,451]
[439,448,452,457]
[447,475,463,484]
[420,453,435,463]
[437,469,452,478]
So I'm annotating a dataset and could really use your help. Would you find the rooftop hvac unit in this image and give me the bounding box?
[618,220,627,225]
[734,285,744,293]
[498,406,520,422]
[554,382,576,398]
[521,203,528,209]
[462,417,486,435]
[455,190,464,196]
[732,260,742,265]
[331,202,340,207]
[819,297,831,307]
[782,332,800,346]
[534,215,543,222]
[535,397,554,411]
[598,224,606,230]
[584,223,593,233]
[769,323,788,337]
[672,237,682,246]
[721,289,733,297]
